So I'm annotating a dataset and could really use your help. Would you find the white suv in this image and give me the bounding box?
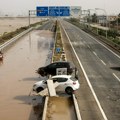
[33,75,80,95]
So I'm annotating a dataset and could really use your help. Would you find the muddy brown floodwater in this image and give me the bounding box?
[46,97,77,120]
[0,17,42,35]
[0,30,54,120]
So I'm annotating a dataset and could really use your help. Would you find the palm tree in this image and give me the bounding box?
[91,13,97,23]
[117,13,120,24]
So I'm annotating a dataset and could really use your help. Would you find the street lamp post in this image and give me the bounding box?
[88,9,90,29]
[81,10,86,28]
[95,8,108,38]
[95,9,99,35]
[88,9,97,31]
[82,10,89,29]
[117,16,119,31]
[88,9,96,23]
[28,10,30,28]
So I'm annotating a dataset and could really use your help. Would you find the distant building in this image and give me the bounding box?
[107,15,118,22]
[97,15,107,25]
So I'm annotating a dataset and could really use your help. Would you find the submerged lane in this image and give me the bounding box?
[0,29,54,120]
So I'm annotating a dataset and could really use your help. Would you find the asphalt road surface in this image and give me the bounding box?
[1,19,120,120]
[60,20,120,120]
[0,22,54,120]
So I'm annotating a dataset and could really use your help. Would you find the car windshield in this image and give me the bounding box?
[43,80,47,84]
[70,76,77,81]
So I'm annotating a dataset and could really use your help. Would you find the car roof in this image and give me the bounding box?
[51,75,71,79]
[52,61,70,64]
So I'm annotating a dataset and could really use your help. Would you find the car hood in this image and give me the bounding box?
[34,80,44,86]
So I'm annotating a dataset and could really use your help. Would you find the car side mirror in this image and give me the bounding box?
[43,81,47,84]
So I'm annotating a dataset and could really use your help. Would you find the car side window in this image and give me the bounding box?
[63,63,67,67]
[49,63,57,68]
[57,62,62,67]
[57,78,68,82]
[52,78,57,83]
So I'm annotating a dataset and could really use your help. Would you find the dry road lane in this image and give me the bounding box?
[61,20,120,120]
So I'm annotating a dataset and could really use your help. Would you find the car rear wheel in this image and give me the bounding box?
[65,87,74,95]
[37,68,47,77]
[36,87,44,93]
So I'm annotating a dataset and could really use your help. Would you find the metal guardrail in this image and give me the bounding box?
[42,97,49,120]
[42,22,58,120]
[69,21,120,52]
[0,27,33,52]
[83,29,120,52]
[72,94,82,120]
[0,21,49,52]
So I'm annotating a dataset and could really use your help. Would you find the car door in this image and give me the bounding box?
[56,77,68,90]
[47,63,57,75]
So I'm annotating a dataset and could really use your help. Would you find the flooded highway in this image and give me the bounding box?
[0,29,54,120]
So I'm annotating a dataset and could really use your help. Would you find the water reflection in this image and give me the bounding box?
[0,52,3,65]
[0,30,54,120]
[37,40,43,52]
[14,94,45,120]
[32,96,45,117]
[28,32,32,51]
[0,59,3,65]
[22,76,47,82]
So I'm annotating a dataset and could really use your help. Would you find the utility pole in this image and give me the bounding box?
[82,10,89,29]
[28,10,30,28]
[88,9,96,30]
[95,8,108,39]
[28,10,36,28]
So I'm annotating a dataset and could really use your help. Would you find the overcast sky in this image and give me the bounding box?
[0,0,120,16]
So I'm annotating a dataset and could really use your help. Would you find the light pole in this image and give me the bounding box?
[28,10,36,28]
[28,10,30,28]
[87,9,91,29]
[88,9,96,23]
[116,16,119,31]
[82,10,89,28]
[95,9,99,35]
[95,8,108,38]
[88,9,96,30]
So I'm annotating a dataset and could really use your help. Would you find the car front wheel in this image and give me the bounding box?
[65,87,74,95]
[36,87,44,93]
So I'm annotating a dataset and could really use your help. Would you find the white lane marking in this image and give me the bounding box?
[100,60,106,66]
[79,37,83,39]
[93,51,106,65]
[93,51,97,56]
[61,22,82,120]
[61,21,108,120]
[80,29,120,59]
[113,73,120,82]
[87,45,90,49]
[73,94,82,120]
